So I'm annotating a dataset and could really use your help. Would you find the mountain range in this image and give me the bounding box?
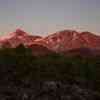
[0,29,100,56]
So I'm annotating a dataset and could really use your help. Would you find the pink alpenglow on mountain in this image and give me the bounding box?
[42,30,100,52]
[0,29,42,48]
[0,29,100,55]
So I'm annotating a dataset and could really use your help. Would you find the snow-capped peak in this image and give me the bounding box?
[0,29,28,41]
[10,29,28,37]
[0,29,100,54]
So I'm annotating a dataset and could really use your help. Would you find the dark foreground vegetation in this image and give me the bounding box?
[0,45,100,99]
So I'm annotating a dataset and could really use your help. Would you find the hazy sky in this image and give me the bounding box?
[0,0,100,36]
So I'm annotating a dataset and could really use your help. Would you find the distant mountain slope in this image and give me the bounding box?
[0,29,100,56]
[0,29,42,48]
[28,44,55,56]
[43,30,100,52]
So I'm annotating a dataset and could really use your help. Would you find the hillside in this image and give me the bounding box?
[0,45,100,99]
[0,29,100,56]
[0,29,100,99]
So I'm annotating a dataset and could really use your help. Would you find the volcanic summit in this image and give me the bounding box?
[0,29,100,56]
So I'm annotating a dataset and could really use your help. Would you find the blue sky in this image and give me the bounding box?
[0,0,100,36]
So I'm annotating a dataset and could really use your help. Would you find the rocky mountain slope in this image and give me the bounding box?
[0,29,100,55]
